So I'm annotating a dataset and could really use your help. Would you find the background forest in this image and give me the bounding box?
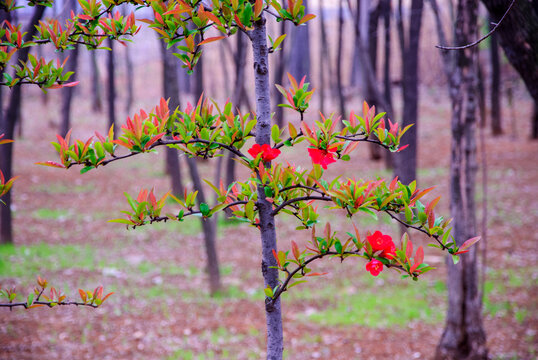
[0,0,536,359]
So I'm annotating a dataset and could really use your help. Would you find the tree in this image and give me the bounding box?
[480,0,538,139]
[1,1,479,359]
[429,0,488,358]
[393,0,424,185]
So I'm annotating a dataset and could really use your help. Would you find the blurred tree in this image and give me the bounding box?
[480,0,538,139]
[106,37,116,136]
[60,0,80,137]
[488,16,502,135]
[393,0,423,186]
[0,5,46,244]
[429,0,489,358]
[89,52,102,112]
[287,0,310,80]
[336,0,346,120]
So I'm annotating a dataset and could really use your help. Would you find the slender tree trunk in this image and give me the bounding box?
[381,0,393,168]
[0,5,46,244]
[189,47,221,296]
[435,1,488,358]
[317,0,330,114]
[60,0,79,139]
[160,40,184,196]
[107,38,116,136]
[480,0,538,139]
[273,11,287,128]
[489,16,502,135]
[394,0,423,185]
[90,51,102,112]
[336,0,347,120]
[185,157,222,295]
[125,43,134,115]
[252,16,283,360]
[225,32,248,191]
[288,0,311,80]
[366,2,382,160]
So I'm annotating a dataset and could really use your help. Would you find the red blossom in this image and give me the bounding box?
[367,231,396,259]
[365,259,383,276]
[308,147,337,169]
[248,143,281,162]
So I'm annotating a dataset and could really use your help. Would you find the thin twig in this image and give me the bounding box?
[435,0,516,50]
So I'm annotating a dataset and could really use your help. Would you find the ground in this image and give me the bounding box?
[0,22,537,360]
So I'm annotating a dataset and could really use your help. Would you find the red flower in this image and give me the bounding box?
[365,259,383,276]
[308,147,337,169]
[248,143,281,162]
[367,231,396,259]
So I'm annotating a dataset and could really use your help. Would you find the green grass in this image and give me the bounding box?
[0,243,96,278]
[290,272,446,328]
[32,208,72,220]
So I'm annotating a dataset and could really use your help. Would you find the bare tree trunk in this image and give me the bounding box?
[393,0,423,185]
[90,51,102,112]
[435,1,488,358]
[189,47,222,296]
[252,16,284,360]
[160,40,184,197]
[336,0,347,120]
[0,5,46,244]
[288,0,311,80]
[107,38,116,136]
[273,9,287,128]
[366,2,382,160]
[225,32,248,191]
[381,0,394,168]
[60,0,80,137]
[185,157,222,295]
[124,43,134,115]
[489,16,502,135]
[480,0,538,139]
[317,0,331,114]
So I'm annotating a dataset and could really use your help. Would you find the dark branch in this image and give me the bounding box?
[434,0,516,50]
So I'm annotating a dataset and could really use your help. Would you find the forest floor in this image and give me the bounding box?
[0,42,537,359]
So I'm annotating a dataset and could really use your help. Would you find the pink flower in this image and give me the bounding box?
[308,147,337,169]
[248,144,281,162]
[365,259,383,276]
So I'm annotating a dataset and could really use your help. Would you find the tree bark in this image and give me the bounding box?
[393,0,423,186]
[336,0,347,120]
[435,1,488,358]
[0,5,46,244]
[288,0,311,81]
[90,51,102,112]
[480,0,538,139]
[160,40,184,197]
[273,8,287,128]
[252,16,284,360]
[107,38,116,136]
[185,157,222,296]
[317,0,330,114]
[381,0,393,168]
[489,16,502,135]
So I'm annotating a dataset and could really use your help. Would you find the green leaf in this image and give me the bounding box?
[27,293,34,307]
[200,202,210,216]
[264,286,273,298]
[452,255,460,265]
[271,124,281,143]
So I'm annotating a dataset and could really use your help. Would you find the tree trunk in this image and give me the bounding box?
[489,16,502,135]
[381,0,393,168]
[107,38,116,136]
[252,16,284,360]
[185,157,222,295]
[273,9,287,128]
[393,0,423,185]
[160,40,184,197]
[480,0,538,139]
[317,0,330,114]
[60,0,79,138]
[288,0,311,80]
[0,5,46,244]
[366,2,382,160]
[435,1,488,358]
[90,51,102,112]
[336,0,347,120]
[225,32,248,191]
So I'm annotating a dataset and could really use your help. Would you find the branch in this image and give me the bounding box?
[0,300,100,309]
[271,195,332,216]
[268,250,407,306]
[383,210,448,250]
[435,0,516,50]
